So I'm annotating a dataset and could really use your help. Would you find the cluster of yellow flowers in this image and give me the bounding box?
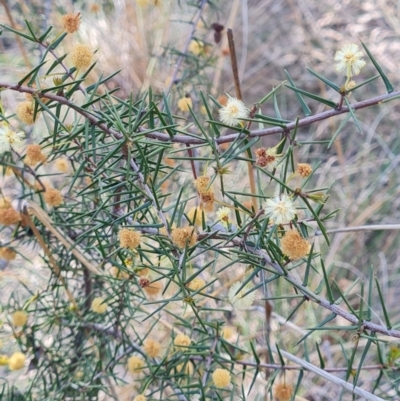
[0,352,26,371]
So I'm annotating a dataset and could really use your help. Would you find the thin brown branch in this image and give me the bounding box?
[227,28,242,101]
[1,82,400,146]
[227,28,257,210]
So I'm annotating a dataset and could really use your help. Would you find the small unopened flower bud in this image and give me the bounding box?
[53,76,63,86]
[306,192,328,204]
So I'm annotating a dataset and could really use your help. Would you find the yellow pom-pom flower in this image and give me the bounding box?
[0,355,9,366]
[12,310,28,327]
[334,43,366,78]
[0,205,20,225]
[91,297,108,314]
[296,163,312,178]
[62,12,81,34]
[171,227,197,249]
[187,206,204,226]
[264,195,297,225]
[43,188,63,207]
[25,144,47,166]
[273,382,293,401]
[188,39,204,56]
[8,352,26,371]
[16,101,37,125]
[177,96,193,112]
[55,158,70,173]
[70,44,93,70]
[219,96,249,127]
[174,334,191,350]
[143,338,161,358]
[212,368,230,387]
[194,176,211,194]
[119,228,141,250]
[127,355,144,373]
[280,229,311,260]
[187,277,205,291]
[0,247,17,261]
[216,207,231,226]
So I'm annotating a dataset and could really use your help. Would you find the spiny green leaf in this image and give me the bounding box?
[284,70,312,115]
[285,84,337,109]
[361,41,394,93]
[306,67,340,92]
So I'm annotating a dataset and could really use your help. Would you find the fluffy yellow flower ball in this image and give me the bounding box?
[0,247,17,261]
[127,355,144,373]
[16,101,37,125]
[187,277,205,291]
[174,334,191,350]
[91,297,108,314]
[8,352,26,371]
[12,310,28,327]
[70,44,93,70]
[143,338,161,358]
[43,188,63,207]
[133,395,147,401]
[212,368,230,387]
[119,228,141,250]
